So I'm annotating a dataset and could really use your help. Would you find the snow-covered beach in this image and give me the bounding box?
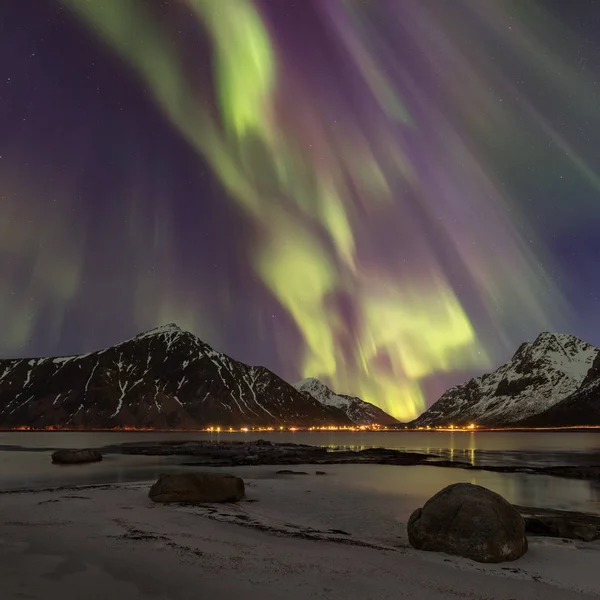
[1,465,599,600]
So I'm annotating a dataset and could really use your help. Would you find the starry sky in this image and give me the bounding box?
[2,0,600,420]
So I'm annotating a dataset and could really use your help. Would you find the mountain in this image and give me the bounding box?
[0,324,352,429]
[411,332,598,428]
[294,377,400,426]
[517,353,600,427]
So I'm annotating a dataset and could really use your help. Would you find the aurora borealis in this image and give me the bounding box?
[2,1,600,420]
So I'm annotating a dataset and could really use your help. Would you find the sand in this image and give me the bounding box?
[1,465,599,600]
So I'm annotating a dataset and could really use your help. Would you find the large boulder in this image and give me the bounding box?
[407,483,527,563]
[148,472,245,504]
[51,448,102,464]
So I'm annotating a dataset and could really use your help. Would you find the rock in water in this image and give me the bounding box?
[524,516,599,542]
[148,472,245,504]
[407,483,527,563]
[51,448,102,464]
[275,470,308,475]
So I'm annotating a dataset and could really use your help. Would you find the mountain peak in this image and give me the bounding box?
[133,323,185,339]
[294,377,399,425]
[295,377,330,392]
[531,331,585,347]
[516,331,597,377]
[534,331,560,341]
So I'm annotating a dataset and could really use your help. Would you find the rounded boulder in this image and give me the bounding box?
[407,483,527,563]
[148,472,245,504]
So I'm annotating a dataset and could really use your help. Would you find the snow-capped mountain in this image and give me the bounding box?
[294,378,399,426]
[517,353,600,427]
[0,324,352,429]
[412,332,599,428]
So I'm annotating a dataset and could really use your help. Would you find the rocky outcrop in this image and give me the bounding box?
[104,440,435,467]
[407,483,528,563]
[294,378,399,426]
[0,324,352,430]
[275,470,308,475]
[412,332,598,428]
[99,441,600,485]
[148,472,245,504]
[525,517,598,542]
[51,448,102,464]
[517,505,600,542]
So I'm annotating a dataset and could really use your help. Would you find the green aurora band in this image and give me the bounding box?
[40,0,599,419]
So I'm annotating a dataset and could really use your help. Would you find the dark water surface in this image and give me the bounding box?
[1,431,599,514]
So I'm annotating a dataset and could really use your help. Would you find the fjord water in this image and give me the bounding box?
[1,430,599,514]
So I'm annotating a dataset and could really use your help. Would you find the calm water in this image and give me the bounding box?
[1,431,599,514]
[3,429,599,465]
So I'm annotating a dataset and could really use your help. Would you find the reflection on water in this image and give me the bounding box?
[2,430,600,454]
[0,451,598,515]
[346,465,600,517]
[1,431,599,514]
[1,431,599,469]
[328,443,478,466]
[2,430,599,462]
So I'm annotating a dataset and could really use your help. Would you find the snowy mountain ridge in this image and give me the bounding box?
[294,377,399,426]
[0,324,352,429]
[412,332,599,428]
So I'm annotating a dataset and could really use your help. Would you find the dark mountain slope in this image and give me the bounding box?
[411,333,598,427]
[0,324,351,429]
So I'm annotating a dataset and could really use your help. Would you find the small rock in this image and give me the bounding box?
[149,472,245,504]
[316,471,326,475]
[276,470,308,475]
[51,449,102,464]
[569,524,598,542]
[524,517,599,542]
[407,483,527,563]
[428,460,473,469]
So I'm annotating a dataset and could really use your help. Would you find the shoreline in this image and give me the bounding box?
[1,474,599,599]
[3,479,599,535]
[102,440,600,484]
[3,426,600,432]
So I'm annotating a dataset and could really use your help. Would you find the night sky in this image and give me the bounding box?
[2,0,600,420]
